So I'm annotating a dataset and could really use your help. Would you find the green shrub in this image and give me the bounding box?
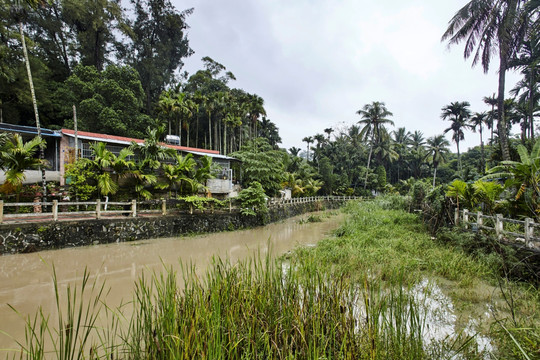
[236,181,268,217]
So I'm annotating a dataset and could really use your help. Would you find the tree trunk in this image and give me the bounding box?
[363,143,373,189]
[208,113,212,149]
[480,127,485,174]
[530,69,535,140]
[432,165,437,189]
[20,21,46,202]
[457,140,461,172]
[196,113,199,148]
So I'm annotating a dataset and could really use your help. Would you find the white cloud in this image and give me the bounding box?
[176,0,524,152]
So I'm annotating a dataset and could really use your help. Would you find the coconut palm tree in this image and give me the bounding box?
[392,127,411,181]
[442,0,530,161]
[427,135,450,188]
[0,134,45,201]
[356,101,394,189]
[470,112,488,173]
[441,101,472,171]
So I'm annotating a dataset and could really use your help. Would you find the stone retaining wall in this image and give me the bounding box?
[0,200,346,254]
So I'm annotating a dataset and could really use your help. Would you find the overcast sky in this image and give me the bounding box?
[174,0,522,153]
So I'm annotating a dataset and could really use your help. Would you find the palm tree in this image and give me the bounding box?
[483,94,498,143]
[427,135,450,188]
[392,127,411,181]
[83,142,119,197]
[408,131,427,179]
[302,136,313,161]
[442,0,530,161]
[192,91,206,148]
[483,138,540,217]
[129,125,175,169]
[441,101,472,171]
[0,134,45,201]
[324,127,334,141]
[282,172,305,197]
[247,94,266,140]
[356,101,394,189]
[157,153,197,196]
[288,147,301,157]
[470,112,488,173]
[509,29,540,140]
[157,90,178,135]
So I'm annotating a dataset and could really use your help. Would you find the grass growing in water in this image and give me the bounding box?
[7,198,539,359]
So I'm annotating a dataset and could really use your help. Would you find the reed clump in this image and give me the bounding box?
[9,198,539,359]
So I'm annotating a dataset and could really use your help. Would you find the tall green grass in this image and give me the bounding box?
[6,254,441,359]
[6,198,539,359]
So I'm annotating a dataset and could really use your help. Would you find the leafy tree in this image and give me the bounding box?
[62,0,123,71]
[231,138,285,197]
[58,64,151,138]
[236,181,268,217]
[122,0,193,114]
[64,160,97,201]
[442,0,531,161]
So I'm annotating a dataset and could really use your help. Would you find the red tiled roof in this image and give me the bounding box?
[61,129,220,155]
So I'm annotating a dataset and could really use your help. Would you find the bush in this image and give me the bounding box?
[236,182,268,217]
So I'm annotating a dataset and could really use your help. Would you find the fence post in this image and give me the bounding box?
[477,211,483,228]
[495,214,503,239]
[131,200,137,217]
[0,200,3,223]
[525,218,534,247]
[162,199,167,216]
[463,209,469,228]
[96,199,101,219]
[52,200,58,221]
[454,208,459,225]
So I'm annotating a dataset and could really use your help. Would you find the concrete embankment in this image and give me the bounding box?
[0,200,346,254]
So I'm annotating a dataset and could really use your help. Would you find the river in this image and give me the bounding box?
[0,211,344,352]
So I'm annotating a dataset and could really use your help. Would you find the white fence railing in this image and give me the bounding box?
[455,208,540,250]
[0,196,360,224]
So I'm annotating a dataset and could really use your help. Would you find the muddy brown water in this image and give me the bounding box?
[0,211,344,352]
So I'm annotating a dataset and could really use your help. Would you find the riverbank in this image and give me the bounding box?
[0,199,346,254]
[5,198,539,359]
